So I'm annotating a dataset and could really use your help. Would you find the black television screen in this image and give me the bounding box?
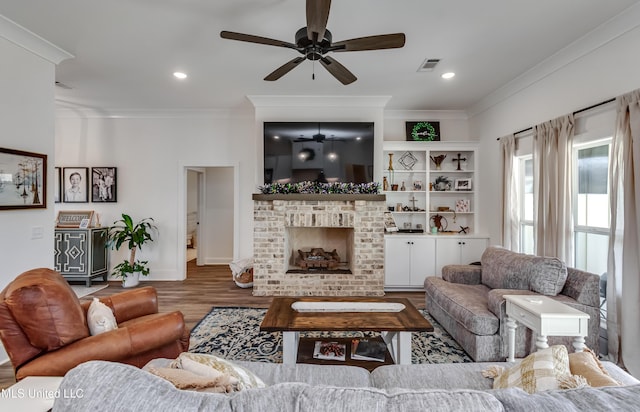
[263,122,374,184]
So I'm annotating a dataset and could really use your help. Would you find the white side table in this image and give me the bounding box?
[504,295,590,362]
[0,376,64,412]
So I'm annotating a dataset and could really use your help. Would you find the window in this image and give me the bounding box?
[514,139,611,272]
[518,156,534,254]
[573,140,611,277]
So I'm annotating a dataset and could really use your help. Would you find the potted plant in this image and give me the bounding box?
[106,213,158,288]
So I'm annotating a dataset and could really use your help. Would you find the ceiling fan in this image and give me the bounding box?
[294,124,345,143]
[220,0,405,85]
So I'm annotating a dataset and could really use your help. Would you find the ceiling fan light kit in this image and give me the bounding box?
[220,0,405,85]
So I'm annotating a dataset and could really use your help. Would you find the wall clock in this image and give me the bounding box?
[406,121,441,141]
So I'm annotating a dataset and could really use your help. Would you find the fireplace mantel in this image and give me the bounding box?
[252,194,385,201]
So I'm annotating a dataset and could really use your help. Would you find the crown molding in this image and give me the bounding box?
[384,109,468,120]
[247,95,391,108]
[55,106,232,119]
[0,14,73,64]
[468,2,640,117]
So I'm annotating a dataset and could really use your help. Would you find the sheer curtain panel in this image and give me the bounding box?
[607,89,640,377]
[501,134,519,250]
[533,115,575,263]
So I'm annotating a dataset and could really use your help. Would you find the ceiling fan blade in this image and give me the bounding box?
[320,56,357,85]
[264,57,306,81]
[220,31,298,50]
[331,33,406,52]
[306,0,331,42]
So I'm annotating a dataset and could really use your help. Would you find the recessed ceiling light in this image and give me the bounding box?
[356,136,362,141]
[274,135,280,140]
[173,72,187,79]
[441,72,455,79]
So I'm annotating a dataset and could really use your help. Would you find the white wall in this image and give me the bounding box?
[186,169,198,214]
[384,110,471,142]
[55,108,255,280]
[469,14,640,244]
[204,167,234,264]
[0,18,72,363]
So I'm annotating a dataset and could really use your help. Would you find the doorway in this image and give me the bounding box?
[181,164,237,278]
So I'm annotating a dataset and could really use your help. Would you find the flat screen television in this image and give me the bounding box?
[263,122,374,184]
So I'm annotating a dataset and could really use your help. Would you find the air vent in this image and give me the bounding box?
[417,58,441,72]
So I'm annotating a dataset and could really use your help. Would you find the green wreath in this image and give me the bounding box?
[411,122,437,141]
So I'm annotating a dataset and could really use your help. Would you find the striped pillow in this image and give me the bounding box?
[493,345,570,393]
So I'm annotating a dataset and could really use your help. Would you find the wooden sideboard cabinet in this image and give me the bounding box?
[54,227,109,286]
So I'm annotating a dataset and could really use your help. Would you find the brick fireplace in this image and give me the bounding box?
[252,194,386,296]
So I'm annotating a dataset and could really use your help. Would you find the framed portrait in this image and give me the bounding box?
[0,147,47,210]
[406,121,441,141]
[62,167,89,203]
[56,210,94,228]
[91,167,117,202]
[454,178,472,191]
[54,167,61,203]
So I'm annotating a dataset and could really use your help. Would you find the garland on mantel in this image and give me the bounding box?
[258,181,380,195]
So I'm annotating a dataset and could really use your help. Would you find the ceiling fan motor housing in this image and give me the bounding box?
[295,27,332,60]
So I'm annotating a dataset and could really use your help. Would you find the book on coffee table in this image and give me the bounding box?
[313,341,346,361]
[351,339,387,362]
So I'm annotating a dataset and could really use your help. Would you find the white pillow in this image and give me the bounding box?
[87,297,118,335]
[170,352,266,390]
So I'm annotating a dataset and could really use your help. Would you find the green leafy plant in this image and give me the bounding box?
[112,259,150,278]
[106,214,158,279]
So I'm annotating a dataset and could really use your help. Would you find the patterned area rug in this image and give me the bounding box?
[189,307,472,364]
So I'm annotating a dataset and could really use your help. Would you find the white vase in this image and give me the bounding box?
[122,271,140,288]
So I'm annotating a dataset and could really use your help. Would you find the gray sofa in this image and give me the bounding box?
[425,246,600,362]
[53,359,640,411]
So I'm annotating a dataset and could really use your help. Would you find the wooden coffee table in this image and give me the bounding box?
[260,297,433,366]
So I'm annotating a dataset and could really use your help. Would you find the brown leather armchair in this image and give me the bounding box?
[0,268,190,380]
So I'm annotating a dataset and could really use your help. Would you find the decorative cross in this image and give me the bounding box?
[452,153,467,171]
[458,226,469,234]
[409,195,418,211]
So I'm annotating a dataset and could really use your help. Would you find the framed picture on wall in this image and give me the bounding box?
[0,147,47,210]
[63,167,89,203]
[91,167,117,202]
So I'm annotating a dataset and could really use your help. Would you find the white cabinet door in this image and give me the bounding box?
[460,238,488,264]
[435,237,489,275]
[385,237,412,287]
[409,237,436,286]
[385,236,436,289]
[434,238,462,275]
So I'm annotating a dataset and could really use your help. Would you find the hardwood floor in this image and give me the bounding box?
[0,260,425,388]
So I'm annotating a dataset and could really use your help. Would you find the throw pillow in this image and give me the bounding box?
[480,247,568,295]
[170,352,266,390]
[492,345,571,393]
[87,298,118,335]
[569,347,620,387]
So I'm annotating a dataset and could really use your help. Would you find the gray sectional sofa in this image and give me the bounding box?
[425,246,600,362]
[53,359,640,411]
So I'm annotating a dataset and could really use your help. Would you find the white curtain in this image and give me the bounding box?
[501,134,519,250]
[607,89,640,377]
[533,115,574,263]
